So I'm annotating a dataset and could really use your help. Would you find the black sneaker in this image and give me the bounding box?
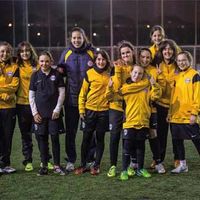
[37,167,48,176]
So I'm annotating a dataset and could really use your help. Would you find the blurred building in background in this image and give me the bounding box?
[0,0,200,67]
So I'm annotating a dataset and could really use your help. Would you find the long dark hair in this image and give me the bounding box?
[70,27,89,44]
[156,39,177,65]
[17,41,38,67]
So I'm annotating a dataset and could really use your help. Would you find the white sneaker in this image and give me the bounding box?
[0,168,4,174]
[3,166,16,173]
[171,165,188,174]
[129,162,138,169]
[66,162,75,172]
[155,163,166,174]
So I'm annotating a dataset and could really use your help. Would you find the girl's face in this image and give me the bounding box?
[0,45,11,62]
[95,53,107,69]
[39,55,51,72]
[151,30,163,46]
[176,54,190,71]
[139,50,152,67]
[71,31,84,48]
[162,44,174,62]
[131,66,144,83]
[120,47,134,64]
[20,46,31,61]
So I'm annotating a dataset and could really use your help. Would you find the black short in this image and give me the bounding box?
[84,109,109,133]
[109,109,124,132]
[122,127,149,140]
[34,118,61,135]
[170,123,200,140]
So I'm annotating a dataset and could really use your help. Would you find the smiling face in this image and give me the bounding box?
[39,55,51,72]
[120,47,134,64]
[151,30,164,46]
[176,53,190,71]
[95,53,107,69]
[20,46,31,61]
[0,45,12,62]
[162,44,174,62]
[71,31,84,49]
[131,65,144,83]
[139,50,152,67]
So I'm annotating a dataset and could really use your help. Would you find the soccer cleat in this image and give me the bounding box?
[136,169,151,178]
[74,166,87,175]
[25,163,33,172]
[40,162,54,170]
[47,162,54,170]
[90,166,100,175]
[150,160,156,169]
[119,171,129,181]
[3,166,16,174]
[155,163,166,174]
[107,165,116,177]
[66,162,75,172]
[171,165,188,174]
[127,166,135,177]
[174,160,180,168]
[37,167,48,176]
[54,166,65,176]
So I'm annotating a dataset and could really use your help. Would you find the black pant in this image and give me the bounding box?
[37,134,60,166]
[81,130,105,167]
[16,104,33,165]
[172,139,185,160]
[109,109,123,166]
[156,104,170,162]
[65,106,96,164]
[149,137,161,164]
[123,139,145,171]
[64,106,79,163]
[0,108,16,167]
[80,110,108,167]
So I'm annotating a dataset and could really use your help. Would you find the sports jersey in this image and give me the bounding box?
[121,80,161,129]
[156,61,177,108]
[107,61,133,112]
[29,68,64,118]
[144,65,165,113]
[79,65,110,114]
[17,61,39,105]
[0,61,19,109]
[169,67,200,124]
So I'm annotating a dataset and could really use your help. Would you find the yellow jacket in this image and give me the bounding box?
[149,44,159,60]
[121,80,162,129]
[0,62,19,109]
[169,67,200,124]
[79,66,109,114]
[16,61,39,105]
[145,65,165,113]
[107,62,133,112]
[156,61,177,108]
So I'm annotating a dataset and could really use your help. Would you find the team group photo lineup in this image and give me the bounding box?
[1,23,200,181]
